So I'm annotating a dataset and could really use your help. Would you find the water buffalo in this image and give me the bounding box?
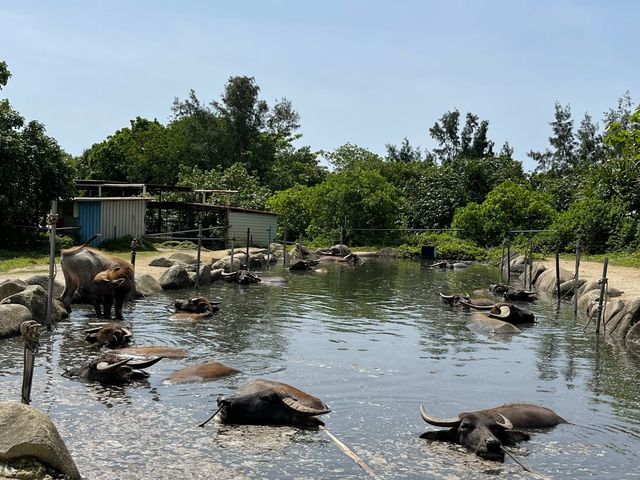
[91,265,135,319]
[64,353,162,384]
[113,346,189,358]
[487,303,535,325]
[289,259,319,271]
[171,297,220,319]
[166,361,240,384]
[489,284,538,302]
[60,234,135,319]
[221,270,261,284]
[441,293,495,309]
[420,403,566,461]
[210,379,330,428]
[85,322,132,348]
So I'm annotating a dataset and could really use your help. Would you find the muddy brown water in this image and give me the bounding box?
[1,259,640,479]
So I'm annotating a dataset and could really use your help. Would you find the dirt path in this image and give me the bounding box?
[539,258,640,300]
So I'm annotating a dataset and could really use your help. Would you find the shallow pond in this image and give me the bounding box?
[1,259,640,479]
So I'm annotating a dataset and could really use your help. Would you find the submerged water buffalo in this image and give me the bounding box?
[289,259,319,271]
[420,403,566,461]
[166,361,240,384]
[487,303,535,325]
[441,293,495,309]
[60,234,135,319]
[64,353,162,384]
[489,284,538,302]
[170,297,220,319]
[211,379,331,428]
[85,322,132,348]
[221,270,261,284]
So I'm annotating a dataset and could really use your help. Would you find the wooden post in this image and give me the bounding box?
[573,241,581,320]
[45,201,57,330]
[596,258,608,334]
[230,238,235,273]
[555,244,562,299]
[130,237,139,271]
[266,226,272,268]
[20,321,40,405]
[283,229,288,268]
[508,240,512,284]
[245,228,251,272]
[499,240,506,282]
[195,223,202,290]
[527,239,534,291]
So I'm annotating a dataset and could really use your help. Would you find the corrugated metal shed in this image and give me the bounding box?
[227,210,277,247]
[75,197,149,245]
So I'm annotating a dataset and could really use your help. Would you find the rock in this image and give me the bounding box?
[0,285,47,324]
[609,298,640,337]
[626,321,640,344]
[607,287,624,298]
[135,273,162,298]
[0,304,32,338]
[603,299,626,329]
[197,264,212,286]
[210,268,223,281]
[577,280,600,299]
[149,257,179,267]
[159,265,194,290]
[52,299,69,322]
[330,244,351,256]
[24,275,65,299]
[0,402,81,480]
[212,256,245,273]
[577,289,601,313]
[168,252,198,264]
[519,262,546,284]
[0,279,28,302]
[269,242,284,254]
[289,244,315,260]
[559,278,586,296]
[535,267,575,294]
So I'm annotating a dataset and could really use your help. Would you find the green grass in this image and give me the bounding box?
[0,249,51,272]
[557,251,640,268]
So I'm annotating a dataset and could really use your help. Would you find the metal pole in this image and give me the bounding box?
[20,320,40,405]
[283,229,288,268]
[246,228,250,272]
[230,238,235,273]
[499,240,506,282]
[596,258,608,334]
[555,244,561,300]
[195,222,202,290]
[130,237,139,271]
[506,240,511,285]
[45,201,57,330]
[573,241,581,320]
[266,226,272,268]
[527,239,534,291]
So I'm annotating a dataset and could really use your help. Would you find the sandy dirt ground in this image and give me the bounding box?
[1,251,639,301]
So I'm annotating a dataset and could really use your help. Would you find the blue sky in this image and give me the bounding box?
[1,0,638,170]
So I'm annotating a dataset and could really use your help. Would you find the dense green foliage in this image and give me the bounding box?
[2,57,639,258]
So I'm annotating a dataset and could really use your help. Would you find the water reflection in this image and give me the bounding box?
[0,259,640,478]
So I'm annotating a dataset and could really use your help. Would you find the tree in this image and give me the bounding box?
[428,110,494,164]
[0,62,75,245]
[265,145,327,191]
[265,185,313,239]
[386,138,423,162]
[323,143,384,171]
[575,112,604,167]
[529,102,576,173]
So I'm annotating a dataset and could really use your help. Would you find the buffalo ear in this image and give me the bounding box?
[501,430,530,444]
[420,429,455,443]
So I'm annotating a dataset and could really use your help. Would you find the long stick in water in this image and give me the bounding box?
[198,405,223,428]
[320,426,381,480]
[501,446,532,473]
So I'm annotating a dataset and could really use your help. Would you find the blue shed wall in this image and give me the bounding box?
[78,201,102,245]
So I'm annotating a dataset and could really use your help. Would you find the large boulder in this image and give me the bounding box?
[269,243,284,254]
[577,289,601,313]
[197,264,212,286]
[135,273,162,298]
[212,256,245,273]
[608,298,640,337]
[330,244,351,256]
[0,402,81,480]
[519,262,546,285]
[24,275,65,299]
[0,279,29,302]
[535,267,575,294]
[168,252,198,265]
[149,257,179,267]
[602,299,626,329]
[0,285,48,324]
[210,268,223,281]
[0,304,32,338]
[559,278,586,297]
[159,265,194,290]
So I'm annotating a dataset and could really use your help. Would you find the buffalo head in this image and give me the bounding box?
[64,353,162,384]
[487,303,535,325]
[214,379,330,428]
[173,297,220,314]
[85,322,132,348]
[420,403,565,462]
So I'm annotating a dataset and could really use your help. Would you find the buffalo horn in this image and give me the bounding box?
[419,406,461,426]
[439,293,454,300]
[84,324,109,333]
[96,357,132,371]
[128,356,163,369]
[495,413,513,430]
[458,299,495,311]
[489,305,511,320]
[282,397,331,415]
[122,327,133,339]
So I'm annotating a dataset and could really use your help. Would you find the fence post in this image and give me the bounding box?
[573,241,581,320]
[246,228,251,272]
[283,229,288,268]
[195,222,202,290]
[230,237,235,273]
[499,239,506,282]
[527,239,534,291]
[555,244,561,300]
[596,258,608,334]
[506,240,511,285]
[130,237,140,271]
[20,320,40,405]
[266,226,272,268]
[45,201,57,330]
